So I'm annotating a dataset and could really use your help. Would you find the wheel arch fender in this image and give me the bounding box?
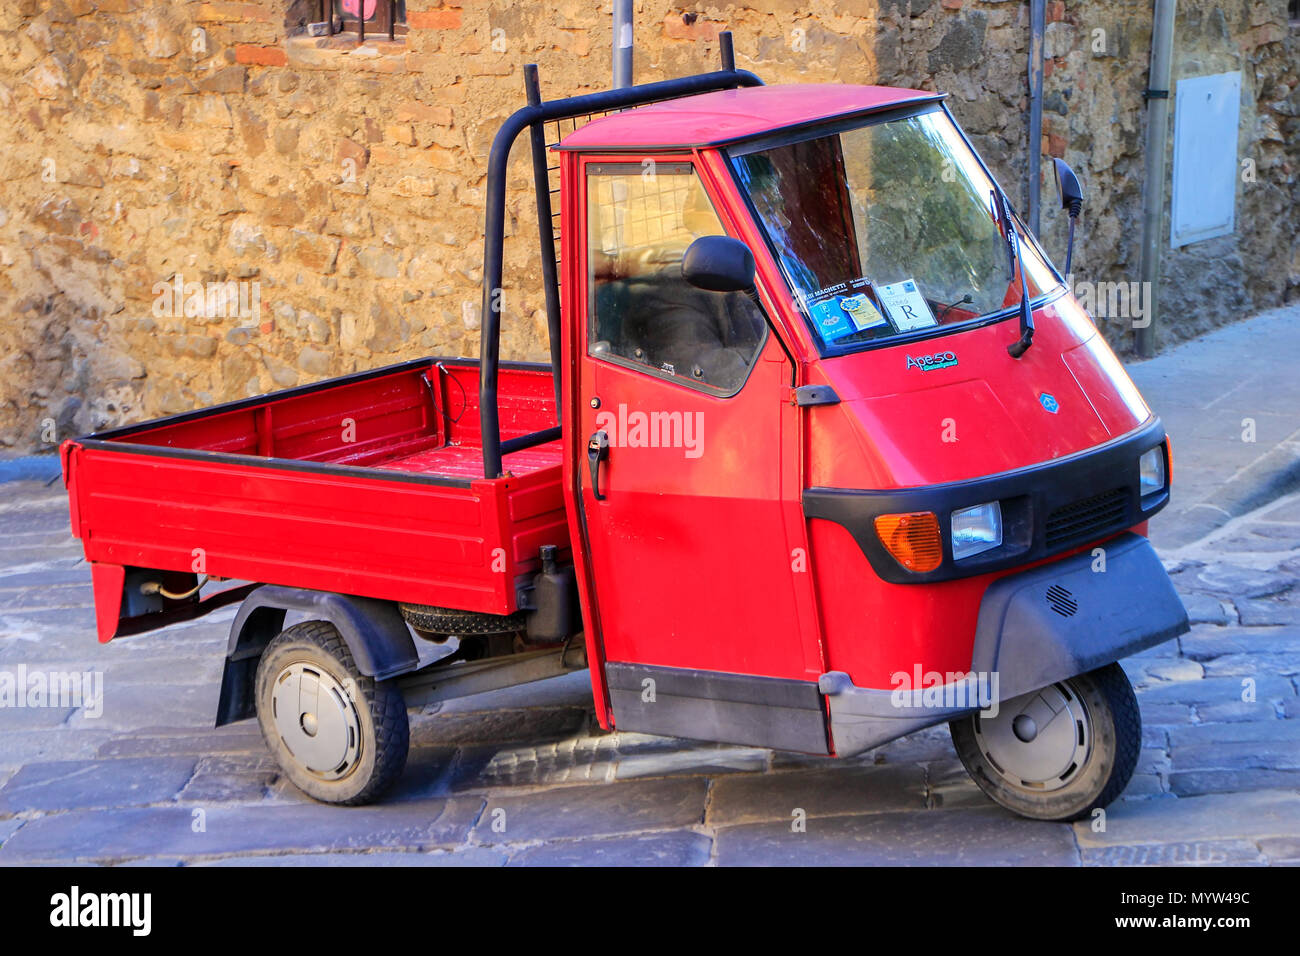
[215,586,419,727]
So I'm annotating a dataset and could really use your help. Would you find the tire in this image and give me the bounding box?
[399,602,525,637]
[255,620,409,806]
[948,662,1140,822]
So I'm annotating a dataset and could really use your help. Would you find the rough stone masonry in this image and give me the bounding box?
[0,1,1295,453]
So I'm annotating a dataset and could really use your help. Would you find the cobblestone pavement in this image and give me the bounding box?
[0,474,1296,867]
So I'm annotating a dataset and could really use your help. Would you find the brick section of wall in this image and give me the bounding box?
[235,44,288,66]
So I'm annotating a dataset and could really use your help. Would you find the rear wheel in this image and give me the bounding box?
[948,662,1140,822]
[255,621,409,805]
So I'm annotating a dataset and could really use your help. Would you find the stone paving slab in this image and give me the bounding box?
[1194,700,1290,723]
[0,566,91,590]
[0,705,76,730]
[506,830,713,866]
[470,777,708,845]
[1167,718,1299,748]
[1169,769,1300,797]
[1238,596,1300,626]
[1201,652,1300,678]
[0,729,118,770]
[0,757,197,813]
[1258,836,1300,863]
[1175,612,1300,655]
[63,681,218,732]
[706,763,928,827]
[1133,675,1295,707]
[1122,774,1168,799]
[713,807,1080,866]
[197,848,509,867]
[1072,789,1300,848]
[0,585,93,611]
[1081,839,1268,866]
[1171,739,1300,772]
[177,754,280,804]
[0,797,487,863]
[1122,655,1204,686]
[1178,591,1233,625]
[95,727,266,758]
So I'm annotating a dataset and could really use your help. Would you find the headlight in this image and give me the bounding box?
[1139,446,1166,496]
[951,501,1002,560]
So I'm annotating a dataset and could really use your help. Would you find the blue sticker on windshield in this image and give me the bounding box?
[808,298,855,340]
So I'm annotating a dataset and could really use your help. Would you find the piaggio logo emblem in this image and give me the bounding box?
[1039,393,1060,413]
[905,350,958,371]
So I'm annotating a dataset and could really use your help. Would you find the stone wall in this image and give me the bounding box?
[0,0,1295,452]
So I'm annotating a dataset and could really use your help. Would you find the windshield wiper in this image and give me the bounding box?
[992,188,1034,358]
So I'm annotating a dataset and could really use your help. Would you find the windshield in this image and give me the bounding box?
[729,107,1062,354]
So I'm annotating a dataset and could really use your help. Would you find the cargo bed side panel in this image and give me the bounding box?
[67,446,562,618]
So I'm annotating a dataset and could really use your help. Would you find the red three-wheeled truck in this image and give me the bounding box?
[60,36,1187,821]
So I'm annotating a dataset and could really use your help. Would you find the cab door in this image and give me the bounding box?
[572,156,827,750]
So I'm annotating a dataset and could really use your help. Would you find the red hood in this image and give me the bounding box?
[805,295,1151,490]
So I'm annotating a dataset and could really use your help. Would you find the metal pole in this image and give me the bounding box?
[613,0,633,88]
[525,65,564,425]
[1027,0,1045,234]
[1137,0,1177,358]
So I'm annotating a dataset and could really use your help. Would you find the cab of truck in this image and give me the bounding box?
[551,80,1173,732]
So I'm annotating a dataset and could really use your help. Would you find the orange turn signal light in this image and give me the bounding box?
[874,511,943,573]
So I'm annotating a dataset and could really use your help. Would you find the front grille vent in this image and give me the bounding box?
[1045,488,1127,548]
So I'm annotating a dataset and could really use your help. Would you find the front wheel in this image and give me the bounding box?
[949,662,1140,822]
[255,621,409,805]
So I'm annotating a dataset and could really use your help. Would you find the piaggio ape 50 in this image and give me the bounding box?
[60,35,1188,821]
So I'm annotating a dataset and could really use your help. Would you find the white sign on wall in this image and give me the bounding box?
[1170,71,1242,248]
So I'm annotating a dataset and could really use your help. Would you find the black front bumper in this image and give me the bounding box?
[804,417,1170,584]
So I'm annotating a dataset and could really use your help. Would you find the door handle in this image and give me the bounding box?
[587,430,610,501]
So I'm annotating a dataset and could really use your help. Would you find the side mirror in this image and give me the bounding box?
[682,236,755,293]
[1052,158,1084,217]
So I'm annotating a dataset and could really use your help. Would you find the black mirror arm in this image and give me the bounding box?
[1063,212,1078,279]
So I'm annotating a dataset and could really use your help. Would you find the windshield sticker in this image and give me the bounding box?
[877,279,938,332]
[804,279,889,341]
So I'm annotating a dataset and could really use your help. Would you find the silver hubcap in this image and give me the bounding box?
[972,682,1091,792]
[271,662,362,780]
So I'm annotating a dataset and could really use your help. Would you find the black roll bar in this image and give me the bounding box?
[478,31,762,479]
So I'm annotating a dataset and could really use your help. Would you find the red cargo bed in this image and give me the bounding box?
[61,358,568,641]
